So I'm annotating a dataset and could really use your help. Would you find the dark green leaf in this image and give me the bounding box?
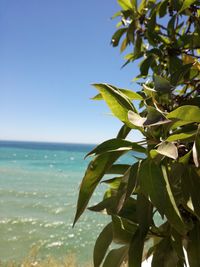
[144,106,171,127]
[182,167,200,219]
[128,228,146,267]
[187,221,200,267]
[105,164,131,174]
[111,28,127,47]
[138,160,185,234]
[154,75,173,93]
[170,63,193,86]
[152,237,179,267]
[112,215,138,244]
[102,246,128,267]
[159,0,168,17]
[93,223,113,267]
[73,125,130,225]
[133,33,143,59]
[140,56,154,76]
[168,56,183,75]
[86,138,146,158]
[167,15,176,36]
[115,162,141,212]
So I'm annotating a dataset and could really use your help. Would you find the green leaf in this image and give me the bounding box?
[182,167,200,219]
[166,131,196,142]
[101,177,122,189]
[102,246,128,267]
[154,75,173,93]
[170,63,193,86]
[167,15,176,36]
[120,37,129,53]
[117,0,133,10]
[167,105,200,123]
[179,0,197,13]
[115,162,141,212]
[86,138,146,158]
[93,223,113,267]
[111,28,127,47]
[138,160,185,234]
[187,221,200,267]
[73,125,130,225]
[92,88,143,101]
[159,0,168,17]
[152,237,179,267]
[105,164,130,174]
[140,56,154,76]
[136,193,153,232]
[92,83,134,125]
[144,106,170,127]
[157,142,178,160]
[133,33,143,59]
[88,197,116,213]
[193,125,200,168]
[128,110,146,127]
[128,228,146,267]
[112,215,138,244]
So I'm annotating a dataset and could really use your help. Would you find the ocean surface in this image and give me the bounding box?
[0,140,136,265]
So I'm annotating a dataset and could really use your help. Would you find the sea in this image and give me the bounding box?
[0,140,136,265]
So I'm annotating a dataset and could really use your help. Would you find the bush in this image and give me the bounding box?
[74,1,200,266]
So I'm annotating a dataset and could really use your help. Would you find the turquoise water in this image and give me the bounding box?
[0,141,135,265]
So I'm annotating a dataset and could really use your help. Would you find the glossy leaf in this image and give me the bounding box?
[167,105,200,123]
[111,28,127,47]
[166,131,196,142]
[157,142,178,160]
[117,0,133,10]
[92,88,143,101]
[115,162,141,212]
[86,138,146,158]
[139,160,185,234]
[93,223,113,267]
[92,83,134,125]
[128,111,146,127]
[144,106,170,127]
[73,125,130,225]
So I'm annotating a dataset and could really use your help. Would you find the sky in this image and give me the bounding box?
[0,0,140,144]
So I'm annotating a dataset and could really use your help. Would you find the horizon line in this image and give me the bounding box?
[0,139,98,146]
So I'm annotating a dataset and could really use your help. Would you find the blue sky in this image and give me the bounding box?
[0,0,139,144]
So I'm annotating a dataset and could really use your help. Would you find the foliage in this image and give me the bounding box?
[74,0,200,266]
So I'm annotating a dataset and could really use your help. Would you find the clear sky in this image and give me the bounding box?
[0,0,139,144]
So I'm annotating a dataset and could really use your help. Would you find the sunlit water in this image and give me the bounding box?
[0,141,136,265]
